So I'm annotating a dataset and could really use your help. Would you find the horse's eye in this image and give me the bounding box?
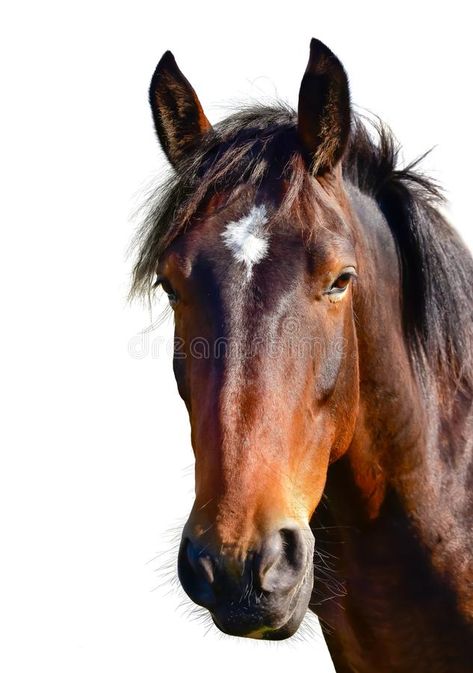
[332,272,352,290]
[155,275,179,307]
[326,268,357,301]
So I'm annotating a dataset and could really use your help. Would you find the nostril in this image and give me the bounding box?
[178,537,216,608]
[184,538,215,584]
[197,552,215,584]
[258,527,308,593]
[280,527,305,571]
[258,532,283,582]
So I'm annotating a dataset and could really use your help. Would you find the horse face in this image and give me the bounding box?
[156,185,359,638]
[148,39,358,639]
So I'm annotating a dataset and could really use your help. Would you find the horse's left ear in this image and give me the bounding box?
[149,51,212,167]
[297,39,351,174]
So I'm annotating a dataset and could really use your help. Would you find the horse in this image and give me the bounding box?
[131,39,473,672]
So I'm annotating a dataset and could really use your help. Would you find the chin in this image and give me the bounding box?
[210,565,314,641]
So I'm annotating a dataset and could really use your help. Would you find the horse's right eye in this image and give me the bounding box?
[156,276,179,307]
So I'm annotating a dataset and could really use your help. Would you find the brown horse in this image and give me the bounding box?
[131,39,473,671]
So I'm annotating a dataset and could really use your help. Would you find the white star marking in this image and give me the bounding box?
[221,205,270,279]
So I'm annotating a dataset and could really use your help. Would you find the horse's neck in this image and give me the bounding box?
[318,326,473,670]
[323,185,473,620]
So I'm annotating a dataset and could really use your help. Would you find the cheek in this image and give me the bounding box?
[315,337,347,401]
[172,310,224,415]
[172,352,189,404]
[327,328,360,461]
[171,312,194,406]
[307,305,359,452]
[307,303,354,399]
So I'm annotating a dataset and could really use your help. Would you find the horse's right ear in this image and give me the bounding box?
[149,52,212,168]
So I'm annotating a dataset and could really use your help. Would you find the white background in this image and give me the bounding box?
[1,2,471,671]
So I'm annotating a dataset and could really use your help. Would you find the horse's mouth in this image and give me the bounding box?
[209,562,314,641]
[212,607,305,641]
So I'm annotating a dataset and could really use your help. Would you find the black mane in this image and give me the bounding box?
[131,104,473,391]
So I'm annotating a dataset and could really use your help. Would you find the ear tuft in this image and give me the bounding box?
[298,38,351,174]
[149,52,212,167]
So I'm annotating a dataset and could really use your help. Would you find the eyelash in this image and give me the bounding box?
[155,275,178,306]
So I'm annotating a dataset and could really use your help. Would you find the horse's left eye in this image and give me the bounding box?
[326,268,357,300]
[332,272,352,290]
